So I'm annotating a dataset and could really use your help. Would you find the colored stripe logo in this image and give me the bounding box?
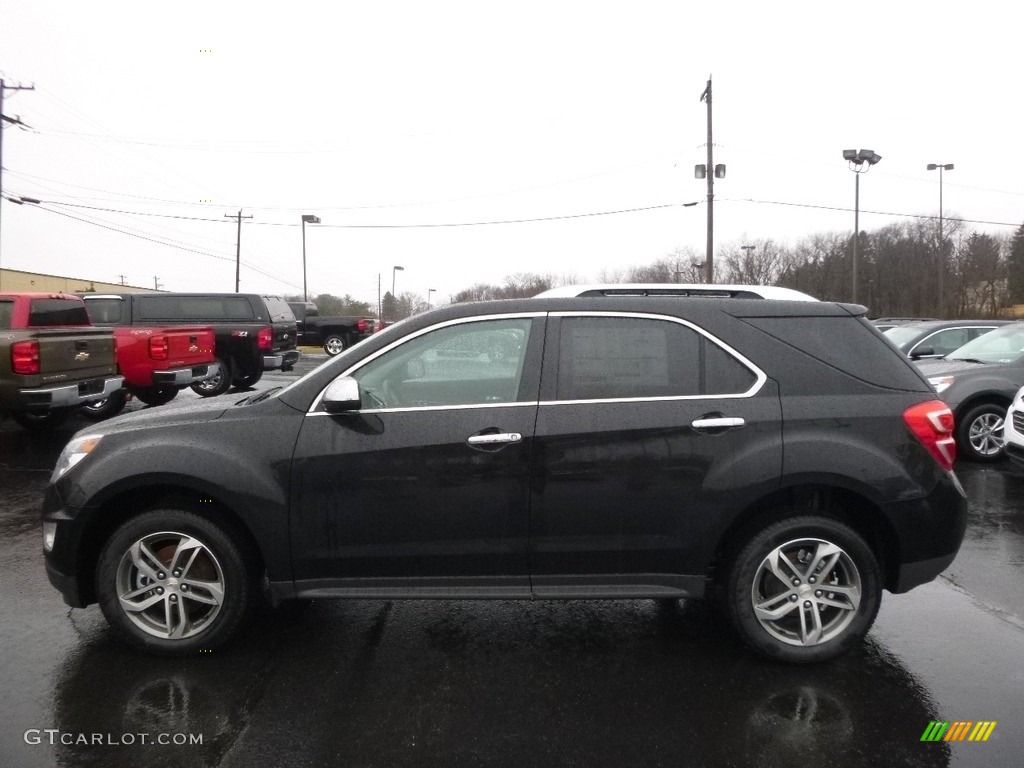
[921,721,997,742]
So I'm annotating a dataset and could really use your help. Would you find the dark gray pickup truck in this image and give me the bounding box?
[288,301,374,355]
[0,292,122,429]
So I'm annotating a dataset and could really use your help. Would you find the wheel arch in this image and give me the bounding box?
[74,483,266,606]
[712,483,901,593]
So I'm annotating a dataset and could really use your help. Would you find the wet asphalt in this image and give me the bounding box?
[2,356,1023,768]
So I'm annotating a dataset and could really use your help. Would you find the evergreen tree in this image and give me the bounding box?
[1009,223,1024,304]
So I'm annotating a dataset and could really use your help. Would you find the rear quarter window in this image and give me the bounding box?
[263,296,296,322]
[83,298,125,324]
[138,296,255,321]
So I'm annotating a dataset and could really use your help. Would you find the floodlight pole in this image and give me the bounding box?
[843,149,882,304]
[927,163,954,316]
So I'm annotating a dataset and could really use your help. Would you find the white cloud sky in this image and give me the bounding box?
[2,0,1022,309]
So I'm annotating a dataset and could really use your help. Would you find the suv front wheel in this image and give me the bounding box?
[724,516,881,663]
[957,402,1006,462]
[95,509,252,655]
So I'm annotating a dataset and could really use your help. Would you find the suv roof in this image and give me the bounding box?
[535,284,818,300]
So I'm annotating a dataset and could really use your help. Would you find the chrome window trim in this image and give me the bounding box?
[308,312,545,413]
[541,310,766,403]
[308,309,766,414]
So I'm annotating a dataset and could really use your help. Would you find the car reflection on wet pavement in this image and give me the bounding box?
[1,361,1022,767]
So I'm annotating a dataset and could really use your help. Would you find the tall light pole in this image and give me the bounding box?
[842,149,882,304]
[391,265,404,320]
[927,163,954,316]
[427,288,436,308]
[300,214,320,302]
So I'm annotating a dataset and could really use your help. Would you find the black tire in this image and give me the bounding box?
[724,516,881,664]
[190,357,233,397]
[131,386,178,407]
[323,334,347,356]
[957,403,1007,462]
[12,408,73,430]
[81,390,128,420]
[95,509,253,655]
[232,368,263,388]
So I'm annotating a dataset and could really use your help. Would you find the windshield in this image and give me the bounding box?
[883,326,923,348]
[946,324,1024,364]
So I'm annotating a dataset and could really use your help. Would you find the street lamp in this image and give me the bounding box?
[300,214,320,302]
[427,288,436,308]
[391,265,404,320]
[927,163,954,316]
[842,149,882,303]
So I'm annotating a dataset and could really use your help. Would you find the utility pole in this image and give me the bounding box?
[0,78,36,290]
[225,210,252,292]
[153,276,162,290]
[700,77,714,284]
[118,274,127,285]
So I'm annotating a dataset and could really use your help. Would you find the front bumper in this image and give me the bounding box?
[152,361,220,387]
[264,349,301,371]
[19,376,124,412]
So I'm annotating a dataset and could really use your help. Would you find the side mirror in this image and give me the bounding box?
[322,377,362,413]
[911,347,935,359]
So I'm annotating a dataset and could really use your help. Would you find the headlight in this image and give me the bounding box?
[51,434,104,482]
[928,376,954,394]
[42,521,57,551]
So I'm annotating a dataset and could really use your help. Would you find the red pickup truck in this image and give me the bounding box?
[82,324,220,419]
[1,293,122,429]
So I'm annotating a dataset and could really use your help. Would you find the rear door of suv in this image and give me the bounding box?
[529,311,783,597]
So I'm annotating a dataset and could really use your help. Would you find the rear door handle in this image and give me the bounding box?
[467,432,523,445]
[691,417,745,430]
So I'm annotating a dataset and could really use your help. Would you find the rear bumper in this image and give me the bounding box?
[19,376,124,412]
[264,350,301,371]
[152,362,220,386]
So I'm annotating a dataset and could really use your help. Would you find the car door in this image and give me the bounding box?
[289,314,545,594]
[529,312,783,598]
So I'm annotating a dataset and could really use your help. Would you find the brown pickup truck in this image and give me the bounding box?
[0,293,123,429]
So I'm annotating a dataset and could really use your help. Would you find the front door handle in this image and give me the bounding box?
[691,417,745,431]
[467,432,523,445]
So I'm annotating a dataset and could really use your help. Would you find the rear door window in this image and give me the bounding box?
[554,315,757,401]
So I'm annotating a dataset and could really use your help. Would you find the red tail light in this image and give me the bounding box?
[12,340,41,375]
[356,318,367,333]
[257,327,273,350]
[904,400,956,471]
[149,335,168,360]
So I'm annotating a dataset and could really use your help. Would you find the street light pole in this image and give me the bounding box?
[300,214,320,302]
[927,163,954,317]
[842,149,882,304]
[391,265,404,320]
[427,288,436,308]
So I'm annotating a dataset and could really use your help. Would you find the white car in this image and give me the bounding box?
[1003,385,1024,468]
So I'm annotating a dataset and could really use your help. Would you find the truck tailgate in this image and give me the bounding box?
[35,328,117,380]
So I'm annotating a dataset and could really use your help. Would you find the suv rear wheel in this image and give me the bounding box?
[95,509,252,655]
[724,516,881,663]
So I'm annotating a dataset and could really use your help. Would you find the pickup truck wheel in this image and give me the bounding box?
[12,408,73,430]
[233,369,263,388]
[323,335,347,356]
[190,357,233,397]
[95,509,252,655]
[957,403,1006,462]
[132,386,178,407]
[724,516,881,663]
[81,390,128,420]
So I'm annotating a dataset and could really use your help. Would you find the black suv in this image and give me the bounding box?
[82,293,299,395]
[42,297,967,663]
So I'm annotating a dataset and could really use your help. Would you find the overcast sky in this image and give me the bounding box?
[2,1,1022,309]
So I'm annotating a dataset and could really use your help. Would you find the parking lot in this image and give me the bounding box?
[2,353,1023,767]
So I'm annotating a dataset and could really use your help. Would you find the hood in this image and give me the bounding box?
[77,398,229,438]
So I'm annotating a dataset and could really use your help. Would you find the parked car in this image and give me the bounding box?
[916,321,1024,461]
[870,317,937,333]
[0,292,123,429]
[1003,385,1024,469]
[883,320,1008,360]
[82,293,299,396]
[81,325,220,419]
[287,301,375,355]
[536,283,818,300]
[43,296,966,663]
